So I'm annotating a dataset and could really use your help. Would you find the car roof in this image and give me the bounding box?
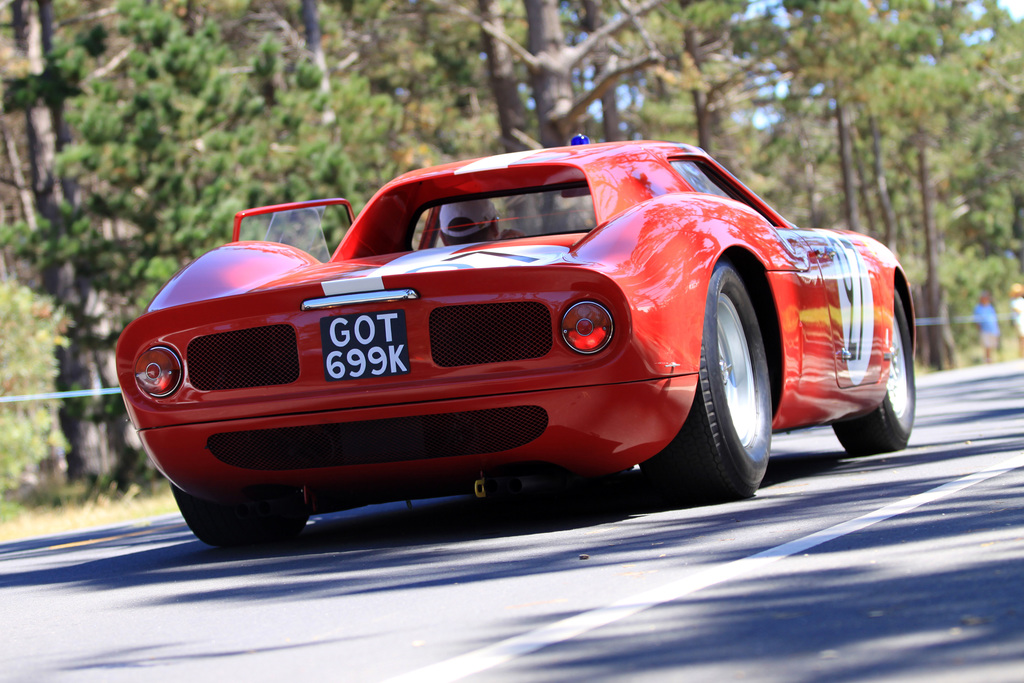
[338,141,781,260]
[391,140,707,180]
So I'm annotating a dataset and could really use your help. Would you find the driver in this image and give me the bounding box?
[439,199,500,246]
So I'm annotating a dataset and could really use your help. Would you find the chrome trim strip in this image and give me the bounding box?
[301,289,419,311]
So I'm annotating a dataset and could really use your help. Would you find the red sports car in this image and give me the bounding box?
[116,140,915,546]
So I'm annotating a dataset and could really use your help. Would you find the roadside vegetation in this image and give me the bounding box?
[0,479,177,542]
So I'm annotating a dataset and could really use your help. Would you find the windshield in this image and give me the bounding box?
[413,185,596,250]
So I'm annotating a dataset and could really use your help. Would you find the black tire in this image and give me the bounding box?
[641,259,772,504]
[171,484,308,547]
[832,295,916,456]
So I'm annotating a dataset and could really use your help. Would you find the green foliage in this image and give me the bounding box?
[1,12,110,112]
[13,0,407,318]
[0,281,68,496]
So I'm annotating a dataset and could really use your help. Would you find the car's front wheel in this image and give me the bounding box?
[832,295,916,456]
[172,484,308,547]
[641,259,772,504]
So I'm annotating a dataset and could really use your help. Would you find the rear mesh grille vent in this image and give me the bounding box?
[429,302,552,367]
[187,324,299,391]
[207,406,548,471]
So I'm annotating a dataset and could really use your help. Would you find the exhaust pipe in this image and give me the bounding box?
[235,493,308,519]
[474,474,571,498]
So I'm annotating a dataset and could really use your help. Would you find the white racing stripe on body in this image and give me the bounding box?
[318,245,570,297]
[321,276,384,296]
[383,452,1024,683]
[454,151,540,175]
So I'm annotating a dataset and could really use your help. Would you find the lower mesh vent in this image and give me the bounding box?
[207,405,548,471]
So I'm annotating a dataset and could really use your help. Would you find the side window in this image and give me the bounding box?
[411,206,440,250]
[236,203,352,262]
[670,159,779,226]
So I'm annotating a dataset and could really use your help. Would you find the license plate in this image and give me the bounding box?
[319,310,410,381]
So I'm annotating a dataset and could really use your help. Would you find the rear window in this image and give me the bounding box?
[413,184,596,250]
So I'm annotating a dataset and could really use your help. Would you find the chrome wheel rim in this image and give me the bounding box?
[717,296,758,447]
[887,318,909,419]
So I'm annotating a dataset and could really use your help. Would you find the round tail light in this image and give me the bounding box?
[561,301,613,354]
[134,346,183,397]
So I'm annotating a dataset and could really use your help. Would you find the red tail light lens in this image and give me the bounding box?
[134,346,183,397]
[561,301,613,354]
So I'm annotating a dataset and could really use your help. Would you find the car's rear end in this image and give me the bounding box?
[117,242,697,511]
[117,142,714,536]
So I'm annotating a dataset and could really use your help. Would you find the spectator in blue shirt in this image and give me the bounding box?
[974,291,1000,363]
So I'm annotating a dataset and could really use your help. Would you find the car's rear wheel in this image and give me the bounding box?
[172,484,308,547]
[641,259,772,504]
[832,295,916,456]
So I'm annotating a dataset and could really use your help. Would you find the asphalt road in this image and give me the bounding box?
[3,361,1023,683]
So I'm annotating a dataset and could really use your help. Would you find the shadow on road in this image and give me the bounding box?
[2,362,1022,636]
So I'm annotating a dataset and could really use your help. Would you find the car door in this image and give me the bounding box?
[797,230,884,388]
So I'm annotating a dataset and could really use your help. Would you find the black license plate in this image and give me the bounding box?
[319,310,410,381]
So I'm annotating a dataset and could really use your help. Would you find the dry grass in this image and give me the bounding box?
[0,482,178,543]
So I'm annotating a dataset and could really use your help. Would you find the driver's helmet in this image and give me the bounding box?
[439,199,499,244]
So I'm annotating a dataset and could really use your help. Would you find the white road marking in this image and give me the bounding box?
[384,452,1024,683]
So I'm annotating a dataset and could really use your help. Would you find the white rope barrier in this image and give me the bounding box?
[0,387,122,404]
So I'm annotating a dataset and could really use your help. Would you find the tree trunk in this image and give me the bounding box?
[797,126,821,228]
[18,0,61,232]
[0,104,38,233]
[854,143,878,238]
[803,158,821,229]
[870,116,899,253]
[17,0,113,479]
[685,26,712,152]
[917,133,949,370]
[836,102,860,232]
[582,0,623,142]
[7,1,38,235]
[524,0,574,148]
[301,0,336,125]
[1012,192,1024,274]
[479,0,664,148]
[479,0,530,151]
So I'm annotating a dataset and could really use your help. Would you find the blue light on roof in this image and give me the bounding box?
[570,134,590,146]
